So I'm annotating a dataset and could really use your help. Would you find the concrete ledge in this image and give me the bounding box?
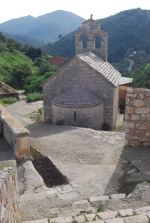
[0,81,19,100]
[0,104,29,158]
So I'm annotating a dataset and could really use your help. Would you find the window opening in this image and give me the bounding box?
[95,36,101,48]
[74,111,76,122]
[89,23,94,31]
[82,35,88,48]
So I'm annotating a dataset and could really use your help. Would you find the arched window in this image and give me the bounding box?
[82,35,88,49]
[89,23,94,31]
[95,36,101,48]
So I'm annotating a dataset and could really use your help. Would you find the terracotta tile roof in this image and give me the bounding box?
[77,51,121,87]
[47,56,69,66]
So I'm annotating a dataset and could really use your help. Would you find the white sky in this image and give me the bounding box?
[0,0,150,24]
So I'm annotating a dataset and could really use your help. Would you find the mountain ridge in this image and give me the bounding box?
[0,10,85,43]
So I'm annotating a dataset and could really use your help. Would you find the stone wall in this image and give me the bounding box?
[52,103,104,130]
[0,81,19,100]
[0,160,20,223]
[43,59,118,129]
[0,104,30,158]
[125,88,150,146]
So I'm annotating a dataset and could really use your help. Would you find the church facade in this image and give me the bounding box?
[42,16,121,130]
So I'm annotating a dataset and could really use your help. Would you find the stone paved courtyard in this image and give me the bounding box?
[3,100,150,221]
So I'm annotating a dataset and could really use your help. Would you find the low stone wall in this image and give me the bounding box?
[125,88,150,146]
[0,160,20,223]
[0,81,19,100]
[0,104,30,158]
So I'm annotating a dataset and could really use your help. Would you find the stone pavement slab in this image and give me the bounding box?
[118,209,134,217]
[22,219,48,223]
[104,219,125,223]
[73,215,86,223]
[123,215,149,223]
[97,211,118,220]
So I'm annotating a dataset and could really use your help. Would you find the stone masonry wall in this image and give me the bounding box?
[0,160,20,223]
[43,59,117,129]
[0,104,30,158]
[52,103,104,130]
[125,88,150,146]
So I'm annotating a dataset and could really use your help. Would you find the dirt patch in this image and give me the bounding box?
[32,157,69,187]
[118,160,139,195]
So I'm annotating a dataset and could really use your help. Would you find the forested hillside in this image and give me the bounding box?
[0,33,58,92]
[43,8,150,63]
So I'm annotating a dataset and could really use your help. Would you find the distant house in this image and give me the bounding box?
[127,48,135,56]
[47,56,69,67]
[119,77,133,110]
[42,16,121,130]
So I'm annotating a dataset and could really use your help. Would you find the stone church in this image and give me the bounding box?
[42,16,121,130]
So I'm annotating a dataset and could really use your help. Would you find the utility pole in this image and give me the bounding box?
[134,50,139,89]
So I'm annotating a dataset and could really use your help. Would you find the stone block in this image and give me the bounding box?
[110,194,126,200]
[135,206,150,215]
[97,211,118,220]
[89,196,110,207]
[127,88,134,94]
[104,219,125,223]
[125,106,133,114]
[138,93,144,99]
[74,215,86,223]
[118,209,134,217]
[72,200,90,209]
[133,100,144,107]
[123,215,149,223]
[85,213,96,221]
[50,216,73,223]
[141,114,146,120]
[131,115,139,120]
[89,221,104,223]
[124,114,129,121]
[22,219,48,223]
[135,107,149,114]
[124,122,134,128]
[136,88,144,93]
[146,114,150,120]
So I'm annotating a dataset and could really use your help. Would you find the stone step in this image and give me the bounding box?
[22,206,150,223]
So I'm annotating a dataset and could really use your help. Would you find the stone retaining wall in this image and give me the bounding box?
[0,104,30,158]
[0,81,19,100]
[125,88,150,146]
[0,160,20,223]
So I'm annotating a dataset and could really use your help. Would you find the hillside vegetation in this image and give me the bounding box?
[0,33,58,92]
[43,8,150,77]
[0,10,85,43]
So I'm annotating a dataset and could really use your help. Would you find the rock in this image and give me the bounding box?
[89,196,110,207]
[50,216,73,223]
[135,206,150,215]
[110,194,126,200]
[73,215,86,223]
[72,200,90,209]
[97,211,118,220]
[123,215,149,223]
[118,209,134,217]
[85,213,96,221]
[104,219,124,223]
[127,169,137,175]
[127,181,150,198]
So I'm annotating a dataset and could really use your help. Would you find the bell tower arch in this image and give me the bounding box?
[75,15,108,61]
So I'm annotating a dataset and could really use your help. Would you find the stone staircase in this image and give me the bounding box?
[22,194,150,223]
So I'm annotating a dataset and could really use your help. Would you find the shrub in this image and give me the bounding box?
[0,97,17,105]
[26,92,43,103]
